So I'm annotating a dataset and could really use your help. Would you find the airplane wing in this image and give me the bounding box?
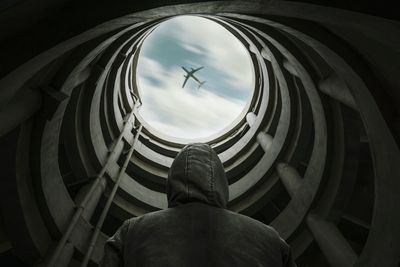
[192,66,204,73]
[181,66,190,74]
[182,76,190,88]
[191,74,201,83]
[182,66,204,88]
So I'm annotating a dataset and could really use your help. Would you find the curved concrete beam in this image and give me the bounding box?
[276,162,302,198]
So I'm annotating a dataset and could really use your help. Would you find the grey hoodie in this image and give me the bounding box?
[101,143,296,267]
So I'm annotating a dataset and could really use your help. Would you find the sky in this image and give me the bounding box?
[136,16,254,140]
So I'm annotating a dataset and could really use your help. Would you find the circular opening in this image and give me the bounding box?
[136,15,255,141]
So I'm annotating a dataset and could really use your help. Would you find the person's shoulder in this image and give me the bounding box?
[123,208,171,225]
[224,209,282,238]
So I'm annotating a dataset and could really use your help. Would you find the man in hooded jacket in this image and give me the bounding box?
[101,143,296,267]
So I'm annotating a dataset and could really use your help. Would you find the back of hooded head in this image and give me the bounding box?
[166,143,229,208]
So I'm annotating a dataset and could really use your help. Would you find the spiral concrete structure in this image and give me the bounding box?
[0,1,399,266]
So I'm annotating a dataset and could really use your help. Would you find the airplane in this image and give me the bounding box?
[181,66,206,89]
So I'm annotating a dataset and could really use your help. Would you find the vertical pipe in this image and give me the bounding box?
[80,125,142,267]
[45,106,137,267]
[74,178,107,221]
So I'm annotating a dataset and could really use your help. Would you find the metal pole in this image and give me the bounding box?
[45,106,137,267]
[80,125,142,267]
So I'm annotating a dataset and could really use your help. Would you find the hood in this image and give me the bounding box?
[166,143,229,208]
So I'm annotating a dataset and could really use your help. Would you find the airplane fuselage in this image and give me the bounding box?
[181,66,205,89]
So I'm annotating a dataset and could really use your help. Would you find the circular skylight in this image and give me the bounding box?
[136,15,254,140]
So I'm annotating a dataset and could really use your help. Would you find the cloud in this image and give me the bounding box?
[165,16,254,91]
[135,16,253,140]
[137,57,245,139]
[181,43,205,55]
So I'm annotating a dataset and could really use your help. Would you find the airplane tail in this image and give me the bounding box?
[198,81,206,89]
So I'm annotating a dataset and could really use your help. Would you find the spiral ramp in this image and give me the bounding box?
[0,1,399,266]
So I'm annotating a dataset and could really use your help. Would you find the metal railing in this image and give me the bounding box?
[80,125,143,267]
[45,101,141,267]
